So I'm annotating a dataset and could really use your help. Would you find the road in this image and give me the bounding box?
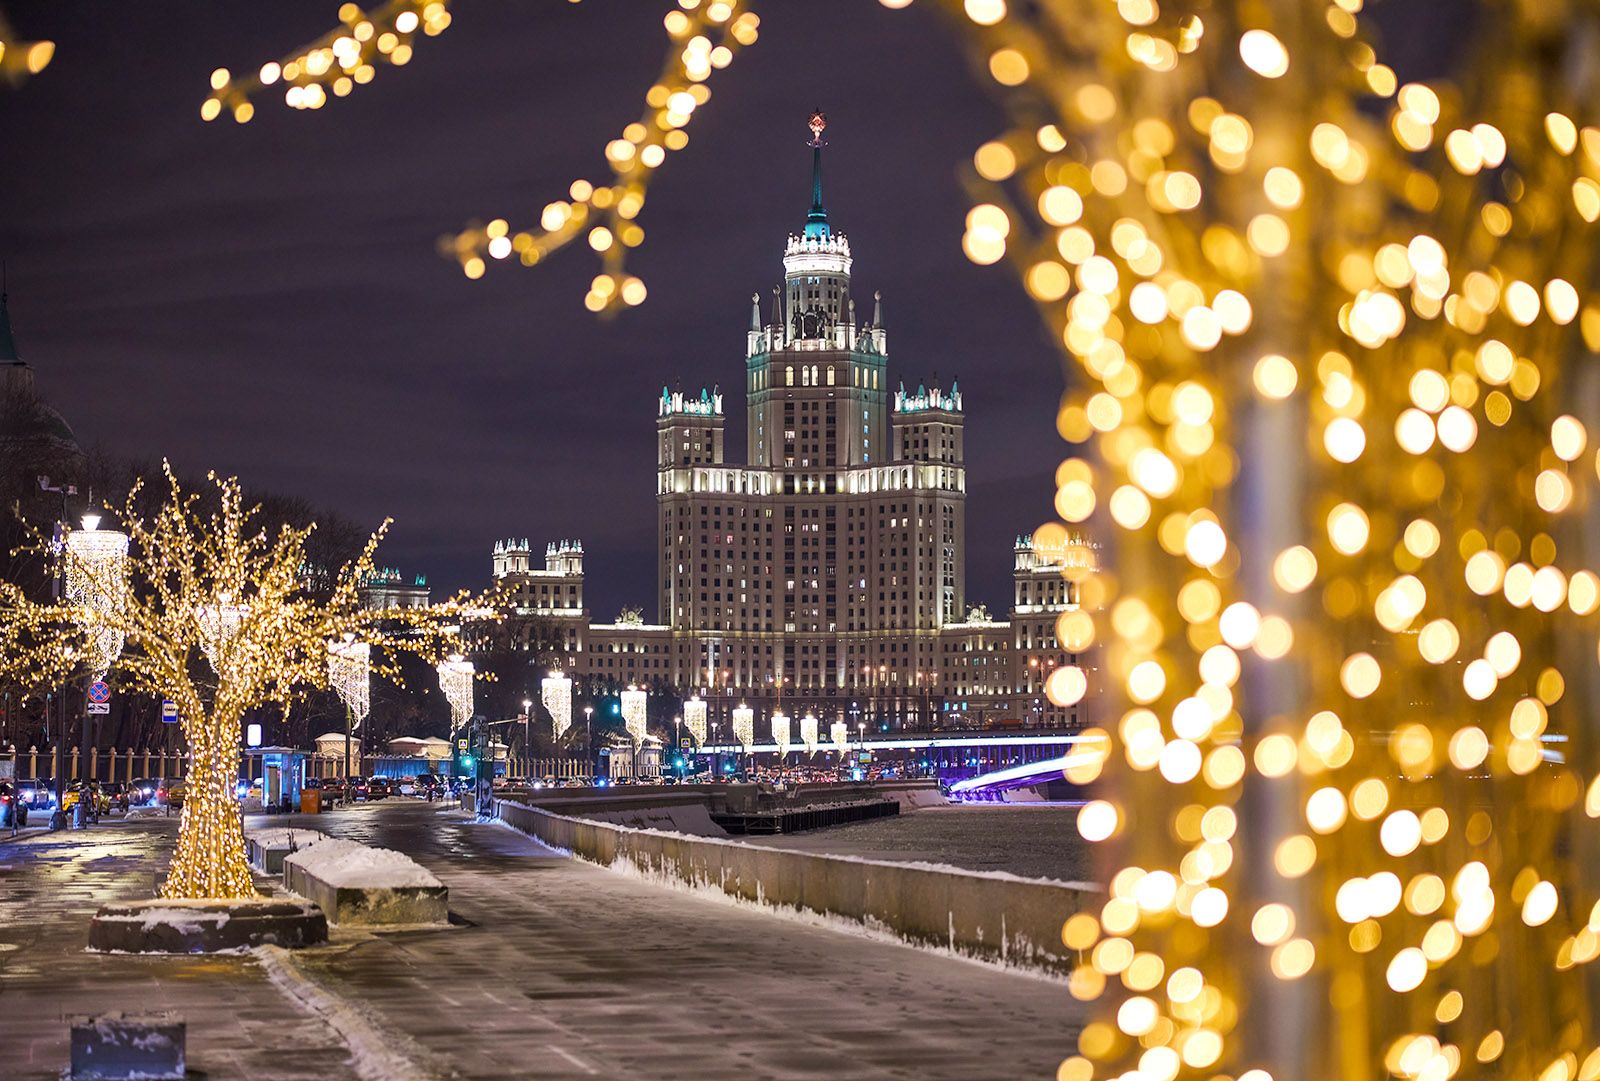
[0,800,1077,1080]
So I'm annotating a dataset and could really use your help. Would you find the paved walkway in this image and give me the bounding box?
[0,801,1076,1079]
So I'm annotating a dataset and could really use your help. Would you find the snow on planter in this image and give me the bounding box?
[244,827,328,874]
[282,838,447,926]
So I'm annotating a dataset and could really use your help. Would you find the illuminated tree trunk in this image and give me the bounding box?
[161,707,255,900]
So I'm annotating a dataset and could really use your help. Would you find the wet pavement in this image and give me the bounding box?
[0,801,1077,1080]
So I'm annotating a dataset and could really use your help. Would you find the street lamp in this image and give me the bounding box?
[521,698,532,779]
[583,705,594,778]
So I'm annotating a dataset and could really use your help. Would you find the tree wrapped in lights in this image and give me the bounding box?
[799,711,819,758]
[542,671,573,741]
[770,709,791,760]
[731,702,754,754]
[620,685,647,746]
[913,0,1600,1077]
[0,465,481,899]
[830,718,849,758]
[683,695,707,746]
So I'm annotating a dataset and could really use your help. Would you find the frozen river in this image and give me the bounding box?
[742,801,1095,884]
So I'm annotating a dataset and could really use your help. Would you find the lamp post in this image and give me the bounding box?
[38,475,76,829]
[583,705,594,778]
[521,698,532,779]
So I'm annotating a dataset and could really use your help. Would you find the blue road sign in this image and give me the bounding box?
[161,699,179,724]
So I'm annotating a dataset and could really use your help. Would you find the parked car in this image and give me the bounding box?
[128,777,160,807]
[346,776,370,801]
[102,781,131,813]
[17,779,56,811]
[62,781,110,816]
[366,777,390,800]
[413,772,445,799]
[0,782,28,828]
[160,779,186,810]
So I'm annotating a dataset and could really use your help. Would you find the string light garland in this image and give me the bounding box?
[683,695,707,747]
[770,709,791,760]
[731,702,754,753]
[326,634,371,726]
[201,1,453,125]
[799,711,818,758]
[876,0,1600,1077]
[441,0,760,313]
[197,0,758,315]
[0,464,486,900]
[541,670,573,741]
[621,685,648,746]
[64,517,129,682]
[0,12,54,87]
[436,653,475,727]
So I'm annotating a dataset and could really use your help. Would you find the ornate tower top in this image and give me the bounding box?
[804,109,830,240]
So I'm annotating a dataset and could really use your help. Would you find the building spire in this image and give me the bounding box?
[0,263,21,363]
[750,292,761,331]
[804,109,830,240]
[872,289,883,328]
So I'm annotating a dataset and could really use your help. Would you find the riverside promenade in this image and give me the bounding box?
[0,800,1077,1080]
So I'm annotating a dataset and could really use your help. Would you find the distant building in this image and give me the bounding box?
[360,566,431,609]
[488,116,1092,732]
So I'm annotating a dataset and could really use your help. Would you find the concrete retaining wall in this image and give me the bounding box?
[495,798,1094,971]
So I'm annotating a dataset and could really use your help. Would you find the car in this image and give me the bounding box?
[366,777,390,800]
[128,777,159,807]
[160,779,186,810]
[62,781,110,817]
[102,781,131,813]
[17,779,56,811]
[346,776,370,801]
[413,772,446,799]
[0,782,28,828]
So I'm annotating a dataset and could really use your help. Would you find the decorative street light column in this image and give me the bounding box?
[65,512,128,828]
[620,685,647,776]
[731,702,753,777]
[327,634,370,800]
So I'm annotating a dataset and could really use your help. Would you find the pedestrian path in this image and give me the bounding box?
[0,802,1077,1079]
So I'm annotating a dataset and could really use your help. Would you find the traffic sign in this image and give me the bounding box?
[87,701,110,715]
[87,680,110,704]
[161,699,179,724]
[457,738,468,752]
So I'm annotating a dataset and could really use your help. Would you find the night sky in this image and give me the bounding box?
[4,2,1078,616]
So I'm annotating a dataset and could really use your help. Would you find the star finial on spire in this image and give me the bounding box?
[807,109,827,148]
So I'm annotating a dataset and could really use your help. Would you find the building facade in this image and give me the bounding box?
[490,119,1089,733]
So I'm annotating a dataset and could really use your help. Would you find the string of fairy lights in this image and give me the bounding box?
[0,10,53,87]
[873,0,1600,1078]
[0,465,490,900]
[440,0,760,313]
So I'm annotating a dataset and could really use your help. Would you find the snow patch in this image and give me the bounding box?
[283,838,441,889]
[255,945,440,1081]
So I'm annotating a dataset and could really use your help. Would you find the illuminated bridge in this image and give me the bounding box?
[944,741,1104,801]
[699,729,1087,776]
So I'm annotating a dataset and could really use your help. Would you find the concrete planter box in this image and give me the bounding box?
[281,842,448,927]
[87,899,327,954]
[245,829,326,875]
[70,1012,185,1080]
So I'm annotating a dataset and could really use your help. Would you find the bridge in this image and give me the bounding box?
[945,741,1103,801]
